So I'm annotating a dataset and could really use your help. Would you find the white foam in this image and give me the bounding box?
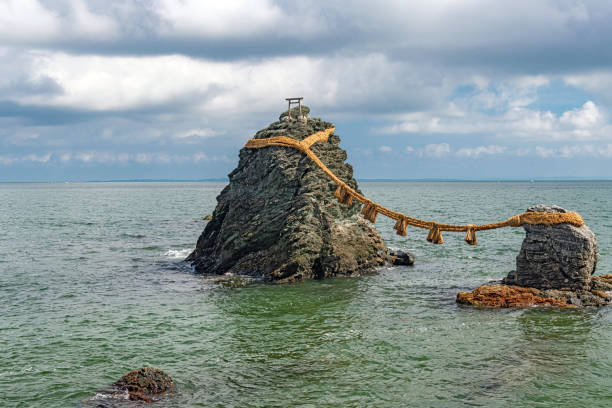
[163,248,192,259]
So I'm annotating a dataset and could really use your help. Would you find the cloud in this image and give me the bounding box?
[421,143,451,158]
[3,1,612,180]
[534,144,612,159]
[378,145,392,153]
[0,0,119,44]
[0,150,223,166]
[382,95,612,142]
[0,152,52,164]
[456,145,506,158]
[173,128,220,143]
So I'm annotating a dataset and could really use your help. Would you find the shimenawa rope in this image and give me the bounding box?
[245,127,585,245]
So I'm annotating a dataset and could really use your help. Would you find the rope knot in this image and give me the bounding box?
[333,184,353,206]
[360,201,378,223]
[464,224,477,245]
[426,223,444,245]
[507,214,523,227]
[393,216,408,236]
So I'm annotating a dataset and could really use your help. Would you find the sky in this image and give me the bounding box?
[2,0,612,181]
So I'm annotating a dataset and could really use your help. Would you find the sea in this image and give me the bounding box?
[1,181,611,407]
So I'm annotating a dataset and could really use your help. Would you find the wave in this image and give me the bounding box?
[163,248,192,259]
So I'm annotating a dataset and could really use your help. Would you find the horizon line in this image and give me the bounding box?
[2,177,612,183]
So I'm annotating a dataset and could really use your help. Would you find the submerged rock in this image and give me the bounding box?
[83,367,175,405]
[187,109,386,282]
[458,205,609,308]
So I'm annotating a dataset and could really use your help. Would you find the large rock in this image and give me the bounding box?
[187,110,386,282]
[502,205,598,291]
[458,204,609,308]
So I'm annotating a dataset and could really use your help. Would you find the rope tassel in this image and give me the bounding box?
[333,184,353,206]
[360,202,378,223]
[393,216,408,236]
[464,225,477,245]
[426,224,444,244]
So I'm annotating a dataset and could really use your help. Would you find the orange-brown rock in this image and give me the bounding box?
[456,284,573,308]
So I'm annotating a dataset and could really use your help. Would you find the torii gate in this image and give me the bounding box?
[285,97,305,121]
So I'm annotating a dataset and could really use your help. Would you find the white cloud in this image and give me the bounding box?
[456,145,506,158]
[9,51,450,118]
[0,0,61,42]
[174,128,220,143]
[154,0,290,38]
[534,144,612,159]
[378,145,392,153]
[405,145,414,153]
[421,143,451,158]
[382,97,612,142]
[0,152,52,165]
[0,0,118,43]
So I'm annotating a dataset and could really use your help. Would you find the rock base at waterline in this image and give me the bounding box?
[457,282,612,308]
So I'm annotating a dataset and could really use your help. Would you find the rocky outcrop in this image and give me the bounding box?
[187,109,386,282]
[503,205,598,291]
[83,368,174,405]
[458,205,609,308]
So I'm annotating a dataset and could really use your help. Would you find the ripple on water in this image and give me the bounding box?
[1,181,612,407]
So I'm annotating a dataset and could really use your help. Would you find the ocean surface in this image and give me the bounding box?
[1,181,612,407]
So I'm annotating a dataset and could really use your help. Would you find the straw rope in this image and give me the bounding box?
[244,127,585,245]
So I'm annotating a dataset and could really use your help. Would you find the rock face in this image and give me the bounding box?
[83,367,174,405]
[503,205,598,291]
[458,205,609,308]
[187,110,386,282]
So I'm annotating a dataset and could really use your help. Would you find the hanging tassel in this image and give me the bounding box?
[464,224,478,245]
[426,223,444,244]
[333,184,353,206]
[360,202,378,223]
[393,216,408,236]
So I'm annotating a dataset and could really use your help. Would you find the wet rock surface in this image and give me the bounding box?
[458,205,609,308]
[83,367,175,406]
[187,110,386,282]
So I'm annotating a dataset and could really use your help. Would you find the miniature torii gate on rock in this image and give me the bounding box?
[285,97,305,121]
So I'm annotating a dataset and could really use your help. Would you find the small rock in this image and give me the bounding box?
[386,249,415,266]
[83,368,175,405]
[203,214,212,221]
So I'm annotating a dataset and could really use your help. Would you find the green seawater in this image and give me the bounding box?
[1,181,612,407]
